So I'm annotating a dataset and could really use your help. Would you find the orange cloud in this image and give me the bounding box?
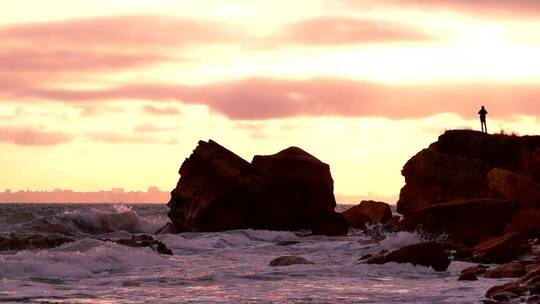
[274,16,433,45]
[0,127,73,146]
[9,78,540,120]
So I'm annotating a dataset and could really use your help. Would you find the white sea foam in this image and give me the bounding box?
[0,239,171,278]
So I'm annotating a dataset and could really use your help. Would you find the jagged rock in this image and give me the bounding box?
[397,148,491,215]
[269,256,314,267]
[473,232,531,264]
[0,233,74,251]
[366,242,450,271]
[342,200,392,229]
[166,140,348,235]
[484,262,526,278]
[398,130,540,215]
[107,235,173,255]
[488,168,540,206]
[402,199,519,245]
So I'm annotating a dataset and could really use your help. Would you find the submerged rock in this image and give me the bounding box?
[366,242,450,271]
[105,235,173,255]
[342,200,392,229]
[0,234,74,251]
[269,256,314,267]
[166,140,348,235]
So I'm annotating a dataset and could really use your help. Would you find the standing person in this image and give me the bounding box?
[478,106,488,133]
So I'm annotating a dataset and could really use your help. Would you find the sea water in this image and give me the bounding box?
[0,204,510,303]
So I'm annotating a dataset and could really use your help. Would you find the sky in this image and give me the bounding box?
[2,0,540,201]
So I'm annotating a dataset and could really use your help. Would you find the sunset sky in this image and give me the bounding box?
[2,0,540,201]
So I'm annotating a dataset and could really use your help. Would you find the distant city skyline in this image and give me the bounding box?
[0,186,396,204]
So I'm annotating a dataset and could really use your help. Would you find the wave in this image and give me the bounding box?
[18,205,165,236]
[0,238,171,278]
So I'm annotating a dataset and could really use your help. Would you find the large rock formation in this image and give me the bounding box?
[398,130,540,215]
[398,130,540,248]
[366,242,450,271]
[166,140,347,235]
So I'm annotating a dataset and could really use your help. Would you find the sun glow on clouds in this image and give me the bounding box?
[2,0,540,198]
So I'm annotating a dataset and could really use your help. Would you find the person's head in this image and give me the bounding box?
[481,106,485,109]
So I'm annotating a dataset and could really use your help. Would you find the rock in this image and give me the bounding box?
[122,281,141,287]
[366,242,450,271]
[474,232,531,264]
[461,265,489,276]
[269,256,314,267]
[458,272,478,281]
[252,147,336,214]
[342,201,392,229]
[276,241,300,246]
[506,209,540,237]
[397,147,491,215]
[310,212,349,236]
[397,130,540,215]
[109,235,173,255]
[486,283,516,298]
[484,262,526,278]
[0,233,74,251]
[528,295,540,303]
[166,140,348,235]
[402,199,519,245]
[443,240,474,260]
[491,291,519,301]
[488,168,540,206]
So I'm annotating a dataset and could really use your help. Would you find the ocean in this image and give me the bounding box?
[0,203,509,303]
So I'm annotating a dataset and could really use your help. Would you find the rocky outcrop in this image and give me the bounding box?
[401,199,519,245]
[398,130,540,215]
[166,140,348,235]
[269,256,314,266]
[342,200,392,229]
[366,242,450,271]
[398,130,540,254]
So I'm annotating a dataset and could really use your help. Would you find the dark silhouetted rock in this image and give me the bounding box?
[473,232,531,264]
[342,200,392,229]
[402,199,519,245]
[311,212,349,236]
[167,140,348,235]
[506,209,540,237]
[107,235,173,255]
[398,130,540,215]
[398,147,491,215]
[461,265,489,276]
[458,272,478,281]
[0,234,74,251]
[366,242,450,271]
[269,256,314,267]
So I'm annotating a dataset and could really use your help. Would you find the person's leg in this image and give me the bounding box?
[485,121,487,134]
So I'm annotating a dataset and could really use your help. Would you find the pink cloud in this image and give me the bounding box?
[87,132,177,144]
[141,105,180,115]
[333,0,540,17]
[0,127,73,146]
[133,123,176,133]
[9,78,540,120]
[275,17,433,45]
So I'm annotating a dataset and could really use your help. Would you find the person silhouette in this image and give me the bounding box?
[478,106,488,133]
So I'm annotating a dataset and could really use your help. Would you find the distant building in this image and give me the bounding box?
[147,186,160,193]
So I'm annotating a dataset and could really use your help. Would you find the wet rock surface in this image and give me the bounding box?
[269,256,314,267]
[366,242,450,271]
